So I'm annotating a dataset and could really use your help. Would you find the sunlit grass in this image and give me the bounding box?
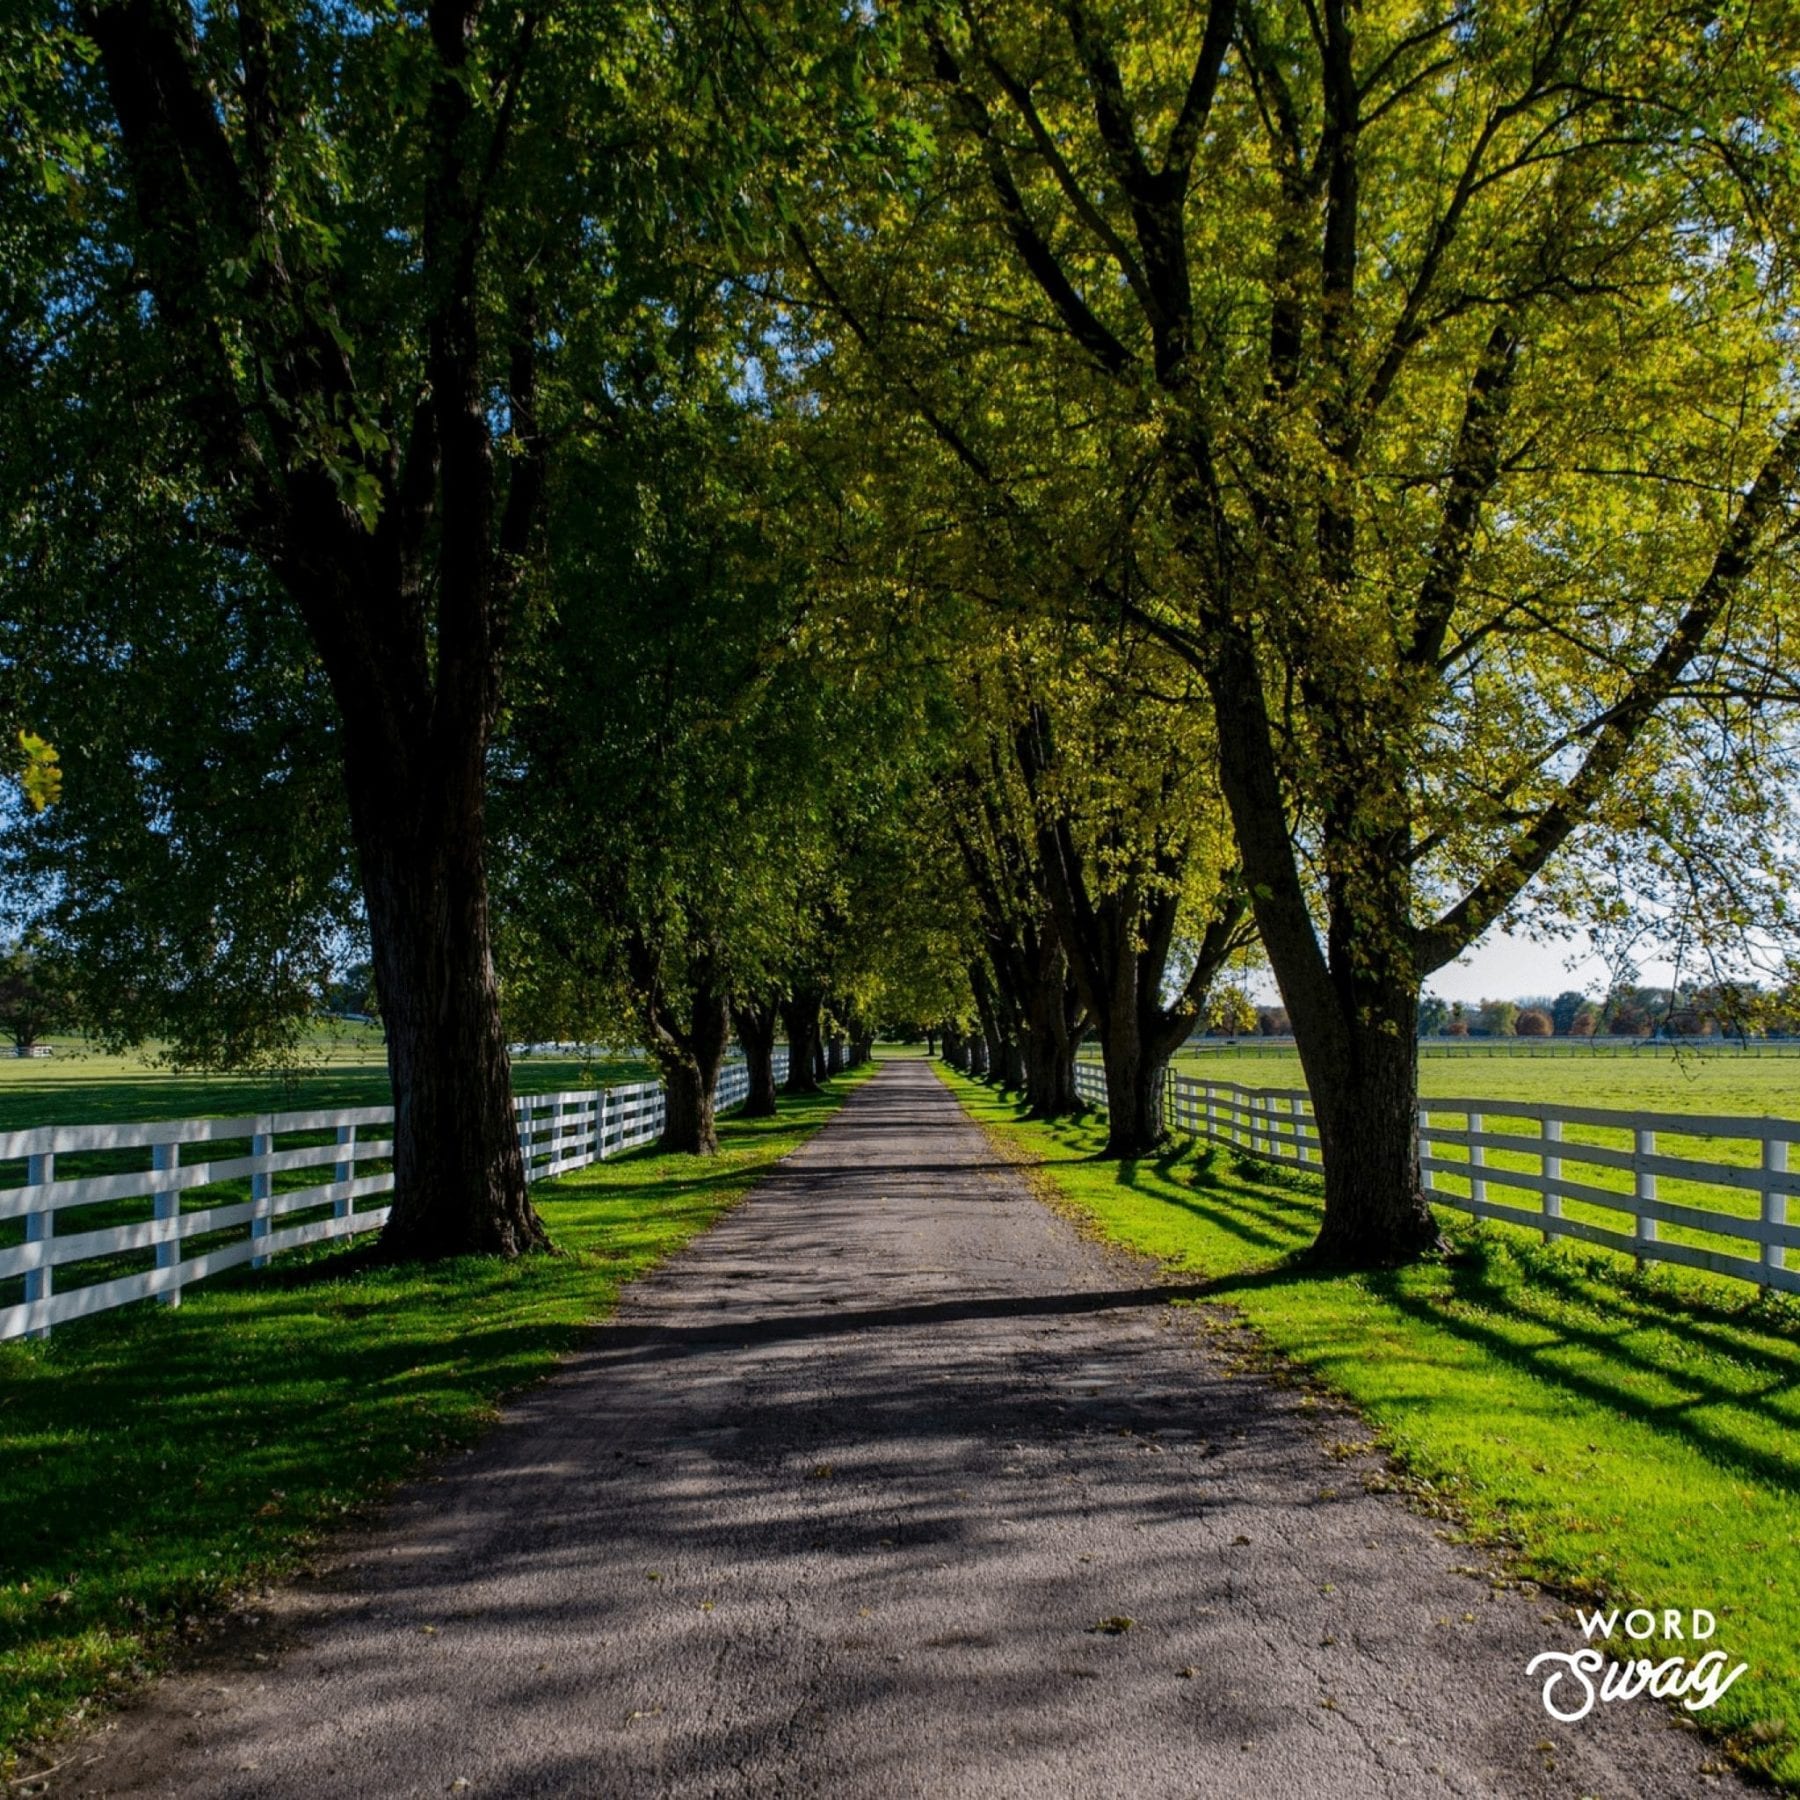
[0,1037,646,1135]
[1167,1044,1800,1120]
[946,1067,1800,1790]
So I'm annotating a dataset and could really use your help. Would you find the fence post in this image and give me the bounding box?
[250,1127,273,1269]
[1635,1128,1658,1266]
[1542,1117,1563,1244]
[1469,1113,1486,1211]
[1762,1130,1786,1281]
[552,1095,565,1177]
[598,1086,611,1161]
[23,1150,52,1341]
[152,1141,181,1307]
[334,1124,356,1227]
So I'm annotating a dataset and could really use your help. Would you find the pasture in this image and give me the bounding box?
[1173,1043,1800,1121]
[0,1036,644,1136]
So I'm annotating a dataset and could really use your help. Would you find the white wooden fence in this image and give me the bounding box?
[0,1049,789,1343]
[1072,1060,1800,1295]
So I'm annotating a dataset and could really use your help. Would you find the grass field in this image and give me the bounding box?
[0,1041,658,1320]
[947,1065,1800,1789]
[1156,1047,1800,1302]
[0,1034,646,1135]
[0,1065,870,1769]
[1170,1044,1800,1119]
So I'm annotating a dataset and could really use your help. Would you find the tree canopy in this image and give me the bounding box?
[4,0,1798,1268]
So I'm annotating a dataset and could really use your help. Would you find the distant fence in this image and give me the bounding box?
[1072,1061,1800,1296]
[0,1049,788,1343]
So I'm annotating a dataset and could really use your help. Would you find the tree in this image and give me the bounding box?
[937,760,1087,1118]
[1474,1000,1519,1039]
[1515,1008,1552,1038]
[1012,690,1253,1153]
[9,0,709,1254]
[772,0,1800,1264]
[1605,993,1657,1038]
[1416,997,1448,1038]
[1207,986,1258,1038]
[0,940,65,1051]
[493,391,827,1155]
[1550,991,1592,1038]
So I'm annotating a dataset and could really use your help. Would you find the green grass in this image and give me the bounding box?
[0,1044,658,1315]
[0,1038,647,1135]
[945,1067,1800,1790]
[1170,1044,1800,1120]
[1160,1047,1800,1298]
[0,1067,870,1769]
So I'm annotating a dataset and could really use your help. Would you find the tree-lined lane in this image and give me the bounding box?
[69,1060,1734,1798]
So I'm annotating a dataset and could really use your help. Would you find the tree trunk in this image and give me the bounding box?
[826,1031,845,1075]
[813,1039,828,1083]
[942,1022,966,1068]
[969,959,1009,1086]
[89,0,554,1263]
[661,1057,719,1156]
[780,992,822,1094]
[1101,1042,1169,1158]
[1016,943,1081,1118]
[352,758,544,1261]
[656,981,729,1155]
[734,999,779,1118]
[1093,983,1158,1157]
[968,1032,989,1075]
[1301,978,1440,1264]
[926,1028,936,1056]
[1021,1019,1077,1115]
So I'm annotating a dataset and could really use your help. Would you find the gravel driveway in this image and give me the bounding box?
[62,1058,1741,1798]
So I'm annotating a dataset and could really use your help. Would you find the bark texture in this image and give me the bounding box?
[733,998,781,1118]
[780,992,823,1095]
[628,938,729,1157]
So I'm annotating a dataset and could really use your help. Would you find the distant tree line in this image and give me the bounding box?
[1416,984,1800,1040]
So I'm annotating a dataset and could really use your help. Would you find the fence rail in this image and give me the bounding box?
[1072,1060,1800,1295]
[0,1048,789,1343]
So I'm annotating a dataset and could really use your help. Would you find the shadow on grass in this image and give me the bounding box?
[958,1072,1800,1503]
[1363,1242,1800,1493]
[1174,1220,1800,1497]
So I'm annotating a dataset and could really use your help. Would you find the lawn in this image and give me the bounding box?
[0,1066,869,1769]
[945,1066,1800,1790]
